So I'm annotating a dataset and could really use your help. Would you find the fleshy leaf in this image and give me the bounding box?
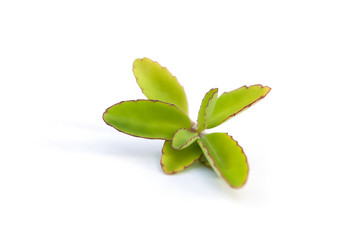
[197,88,218,132]
[161,141,203,174]
[133,58,189,114]
[197,133,249,188]
[206,85,271,129]
[172,128,200,150]
[103,100,191,140]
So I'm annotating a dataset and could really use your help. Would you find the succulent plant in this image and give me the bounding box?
[103,58,271,188]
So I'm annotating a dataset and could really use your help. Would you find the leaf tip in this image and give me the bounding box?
[227,134,249,188]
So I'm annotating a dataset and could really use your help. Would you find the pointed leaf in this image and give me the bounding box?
[197,88,218,132]
[172,128,200,150]
[161,141,203,174]
[103,100,191,140]
[197,133,249,188]
[206,85,271,129]
[133,58,189,114]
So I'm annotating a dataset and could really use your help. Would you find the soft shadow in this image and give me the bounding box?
[49,136,258,200]
[48,137,161,159]
[159,161,258,201]
[49,120,160,157]
[47,121,260,200]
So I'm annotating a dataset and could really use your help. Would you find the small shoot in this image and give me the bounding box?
[103,57,271,188]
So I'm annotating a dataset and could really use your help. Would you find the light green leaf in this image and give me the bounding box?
[206,85,271,129]
[133,57,189,114]
[198,133,249,188]
[161,141,203,174]
[103,100,191,140]
[172,128,199,150]
[197,88,218,132]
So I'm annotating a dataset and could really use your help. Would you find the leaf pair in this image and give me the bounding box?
[161,131,249,188]
[103,57,271,188]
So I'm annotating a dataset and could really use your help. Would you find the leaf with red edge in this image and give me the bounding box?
[206,85,271,129]
[161,141,203,174]
[198,133,249,188]
[197,88,218,132]
[103,100,191,140]
[133,58,189,114]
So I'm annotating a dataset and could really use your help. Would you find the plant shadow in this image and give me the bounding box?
[48,121,260,201]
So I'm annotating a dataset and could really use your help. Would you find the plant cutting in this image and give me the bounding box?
[103,57,271,188]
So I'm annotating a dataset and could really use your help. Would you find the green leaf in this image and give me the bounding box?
[206,85,271,129]
[103,100,191,140]
[172,128,200,150]
[197,133,249,188]
[161,141,203,174]
[133,58,189,114]
[197,88,218,132]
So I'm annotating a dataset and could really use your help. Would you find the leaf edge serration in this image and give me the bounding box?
[197,133,249,188]
[103,99,190,140]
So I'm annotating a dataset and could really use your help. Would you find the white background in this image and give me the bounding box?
[1,0,359,239]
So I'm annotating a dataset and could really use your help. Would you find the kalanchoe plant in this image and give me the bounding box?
[103,58,271,188]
